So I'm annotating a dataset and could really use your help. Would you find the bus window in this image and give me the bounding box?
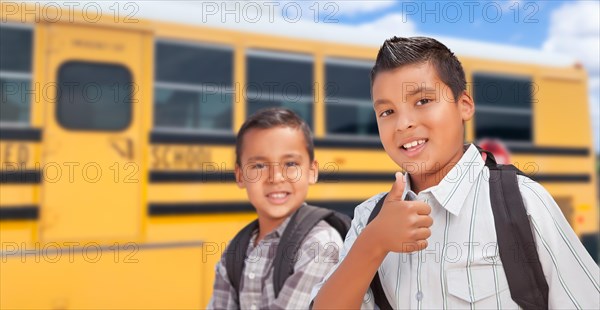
[473,74,533,142]
[154,41,233,131]
[0,25,33,125]
[325,58,377,136]
[246,50,313,127]
[57,62,132,131]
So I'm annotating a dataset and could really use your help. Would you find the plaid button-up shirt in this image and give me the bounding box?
[208,216,343,309]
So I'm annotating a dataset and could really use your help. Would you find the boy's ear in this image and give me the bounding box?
[458,90,475,121]
[234,164,245,188]
[309,160,319,185]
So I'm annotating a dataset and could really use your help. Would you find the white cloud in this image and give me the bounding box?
[499,0,522,11]
[543,1,599,73]
[543,1,600,153]
[274,0,397,21]
[544,1,599,40]
[355,13,416,37]
[329,0,397,16]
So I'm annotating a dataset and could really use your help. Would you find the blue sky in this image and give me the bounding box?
[336,1,565,48]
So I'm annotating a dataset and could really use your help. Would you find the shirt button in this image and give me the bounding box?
[248,272,255,280]
[416,291,423,301]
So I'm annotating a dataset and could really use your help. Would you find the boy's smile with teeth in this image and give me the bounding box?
[267,192,289,199]
[266,191,291,204]
[402,139,428,150]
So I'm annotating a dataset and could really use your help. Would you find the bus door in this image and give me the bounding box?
[41,23,144,242]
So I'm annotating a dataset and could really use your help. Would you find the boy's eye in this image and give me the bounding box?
[379,109,393,117]
[285,161,299,167]
[416,98,432,106]
[251,163,266,169]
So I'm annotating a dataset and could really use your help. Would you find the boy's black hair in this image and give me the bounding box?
[370,36,466,101]
[235,108,314,165]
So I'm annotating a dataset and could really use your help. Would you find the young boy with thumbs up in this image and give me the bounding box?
[311,37,599,309]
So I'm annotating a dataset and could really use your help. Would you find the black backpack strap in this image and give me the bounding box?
[273,204,339,298]
[488,164,549,309]
[367,194,388,224]
[225,219,259,297]
[366,194,394,310]
[322,209,352,239]
[474,144,499,167]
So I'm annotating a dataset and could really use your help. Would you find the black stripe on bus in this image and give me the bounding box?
[150,171,236,183]
[317,173,395,182]
[150,131,384,149]
[315,138,383,149]
[149,131,590,155]
[506,144,589,156]
[0,128,42,141]
[0,206,39,221]
[148,171,396,183]
[0,170,41,184]
[530,174,590,183]
[148,200,360,217]
[149,171,589,184]
[150,131,236,145]
[149,202,254,216]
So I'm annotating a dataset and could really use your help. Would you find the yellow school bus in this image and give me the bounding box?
[1,2,597,309]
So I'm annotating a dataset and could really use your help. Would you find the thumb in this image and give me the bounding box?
[388,172,406,201]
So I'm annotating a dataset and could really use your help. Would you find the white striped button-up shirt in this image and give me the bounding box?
[312,144,599,309]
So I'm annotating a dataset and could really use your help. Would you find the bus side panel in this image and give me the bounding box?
[1,244,203,309]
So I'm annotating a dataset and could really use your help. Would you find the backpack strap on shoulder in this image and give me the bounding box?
[225,219,259,297]
[474,144,499,167]
[367,194,388,224]
[487,158,549,309]
[321,209,352,239]
[366,194,394,310]
[273,204,336,298]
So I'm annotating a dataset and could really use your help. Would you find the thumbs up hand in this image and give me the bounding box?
[387,171,410,201]
[368,172,433,254]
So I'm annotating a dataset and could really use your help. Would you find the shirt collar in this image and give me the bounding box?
[426,144,485,215]
[273,215,292,238]
[401,173,418,201]
[252,212,293,242]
